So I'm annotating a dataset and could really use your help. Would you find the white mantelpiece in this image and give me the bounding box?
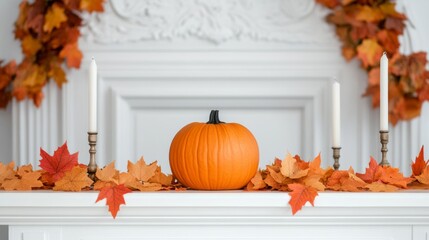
[1,191,429,239]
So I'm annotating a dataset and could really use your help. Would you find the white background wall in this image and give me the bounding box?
[0,0,428,175]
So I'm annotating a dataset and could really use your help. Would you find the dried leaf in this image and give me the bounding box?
[356,157,381,183]
[411,146,427,177]
[246,171,266,190]
[43,3,67,33]
[280,153,309,179]
[148,166,173,186]
[80,0,105,12]
[366,182,398,192]
[288,183,318,215]
[357,39,383,68]
[415,167,429,185]
[96,184,131,218]
[39,142,78,181]
[53,166,93,191]
[127,157,158,182]
[59,43,83,68]
[2,164,43,191]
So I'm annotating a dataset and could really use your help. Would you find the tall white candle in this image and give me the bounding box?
[380,52,388,131]
[89,57,97,132]
[332,80,341,148]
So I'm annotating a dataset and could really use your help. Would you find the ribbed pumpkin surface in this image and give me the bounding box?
[169,117,259,190]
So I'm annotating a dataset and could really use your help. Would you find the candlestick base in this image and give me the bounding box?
[379,130,390,167]
[332,147,341,170]
[87,132,98,181]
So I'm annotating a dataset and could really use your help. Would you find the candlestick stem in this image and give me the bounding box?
[88,132,98,180]
[332,147,341,170]
[379,130,390,167]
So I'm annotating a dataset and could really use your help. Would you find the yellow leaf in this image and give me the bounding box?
[280,153,309,179]
[43,3,67,33]
[357,39,383,68]
[21,36,42,57]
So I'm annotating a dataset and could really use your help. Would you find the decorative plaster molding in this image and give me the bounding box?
[81,0,335,45]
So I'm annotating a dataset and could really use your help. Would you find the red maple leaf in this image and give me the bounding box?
[356,156,381,183]
[96,184,132,218]
[288,183,318,215]
[412,146,427,177]
[39,142,78,181]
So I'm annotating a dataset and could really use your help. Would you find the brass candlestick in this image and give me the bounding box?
[379,130,390,167]
[332,147,341,170]
[87,132,98,180]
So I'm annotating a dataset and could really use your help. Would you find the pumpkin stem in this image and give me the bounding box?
[207,110,224,124]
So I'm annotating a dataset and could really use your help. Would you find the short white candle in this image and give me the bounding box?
[332,80,341,148]
[89,57,97,132]
[380,53,388,131]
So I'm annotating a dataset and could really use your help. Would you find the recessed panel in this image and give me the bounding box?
[133,107,303,173]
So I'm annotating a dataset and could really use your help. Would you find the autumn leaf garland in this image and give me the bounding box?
[0,0,104,108]
[246,147,426,215]
[316,0,429,125]
[1,142,429,217]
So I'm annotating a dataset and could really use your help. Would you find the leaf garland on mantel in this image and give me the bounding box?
[0,0,104,108]
[316,0,429,125]
[1,142,429,218]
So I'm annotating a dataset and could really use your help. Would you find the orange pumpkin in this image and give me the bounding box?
[169,110,259,190]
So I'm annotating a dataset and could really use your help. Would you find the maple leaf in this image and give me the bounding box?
[39,142,78,181]
[356,157,381,183]
[379,167,412,189]
[354,5,385,23]
[59,43,83,68]
[0,162,15,185]
[133,182,163,192]
[415,167,429,185]
[148,166,173,186]
[316,0,340,9]
[302,175,325,191]
[411,146,427,177]
[280,153,309,179]
[385,17,405,34]
[377,30,400,55]
[327,168,366,191]
[366,182,398,192]
[48,61,67,88]
[53,166,93,191]
[2,164,43,191]
[21,36,42,57]
[246,171,266,190]
[288,183,318,215]
[80,0,105,12]
[43,3,67,33]
[379,2,406,20]
[96,184,131,219]
[127,157,158,182]
[263,173,282,190]
[96,162,119,183]
[357,39,383,68]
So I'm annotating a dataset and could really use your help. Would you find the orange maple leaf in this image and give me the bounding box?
[2,164,43,191]
[280,153,309,179]
[411,146,427,177]
[0,162,15,185]
[288,183,318,215]
[414,167,429,185]
[39,142,79,181]
[379,167,412,189]
[246,171,266,190]
[357,39,384,68]
[80,0,105,12]
[148,166,173,186]
[21,36,42,57]
[356,157,381,183]
[43,3,67,33]
[59,43,83,68]
[96,184,131,218]
[127,157,158,182]
[366,182,398,192]
[53,166,93,191]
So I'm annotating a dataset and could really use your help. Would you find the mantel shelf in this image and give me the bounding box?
[1,191,429,226]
